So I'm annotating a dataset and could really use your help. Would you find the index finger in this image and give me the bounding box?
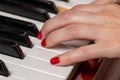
[41,10,99,39]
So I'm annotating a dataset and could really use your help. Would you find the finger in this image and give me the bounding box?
[41,10,103,39]
[50,44,110,66]
[44,24,100,48]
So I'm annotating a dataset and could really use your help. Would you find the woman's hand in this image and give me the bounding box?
[91,0,118,4]
[40,4,120,66]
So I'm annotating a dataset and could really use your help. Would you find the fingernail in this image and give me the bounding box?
[41,39,46,47]
[50,57,60,65]
[38,31,42,39]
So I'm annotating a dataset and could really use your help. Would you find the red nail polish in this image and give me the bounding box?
[38,31,42,39]
[41,39,46,47]
[50,57,60,65]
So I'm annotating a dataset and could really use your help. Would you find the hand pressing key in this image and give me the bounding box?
[39,4,120,66]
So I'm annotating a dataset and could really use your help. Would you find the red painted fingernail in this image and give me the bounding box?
[50,57,60,65]
[41,39,46,47]
[38,31,42,39]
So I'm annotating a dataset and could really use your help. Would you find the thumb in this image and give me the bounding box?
[50,44,107,66]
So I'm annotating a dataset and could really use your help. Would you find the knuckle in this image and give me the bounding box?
[65,25,78,38]
[62,10,74,21]
[72,4,91,11]
[72,5,82,10]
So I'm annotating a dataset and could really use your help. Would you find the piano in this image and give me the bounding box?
[0,0,119,80]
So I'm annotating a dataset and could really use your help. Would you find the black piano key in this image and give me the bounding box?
[0,15,39,37]
[0,26,33,48]
[0,0,50,22]
[0,60,10,77]
[3,0,58,14]
[0,39,25,59]
[59,0,69,2]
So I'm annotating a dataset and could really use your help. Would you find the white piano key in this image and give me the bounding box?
[69,0,95,5]
[16,56,72,79]
[0,53,72,79]
[0,54,19,63]
[0,76,22,80]
[4,62,64,80]
[21,46,58,62]
[0,11,74,78]
[0,76,3,79]
[21,45,75,63]
[32,39,89,54]
[29,36,76,53]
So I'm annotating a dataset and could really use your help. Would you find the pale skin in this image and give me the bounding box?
[41,0,120,66]
[91,0,118,4]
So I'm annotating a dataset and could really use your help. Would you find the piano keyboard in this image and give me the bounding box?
[0,0,94,80]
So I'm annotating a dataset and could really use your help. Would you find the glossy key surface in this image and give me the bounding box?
[0,15,39,37]
[0,39,24,59]
[0,0,50,22]
[0,60,10,77]
[0,26,33,48]
[3,0,58,14]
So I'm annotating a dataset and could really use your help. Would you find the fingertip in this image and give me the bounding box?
[38,31,42,40]
[50,51,76,66]
[41,39,47,47]
[50,57,60,65]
